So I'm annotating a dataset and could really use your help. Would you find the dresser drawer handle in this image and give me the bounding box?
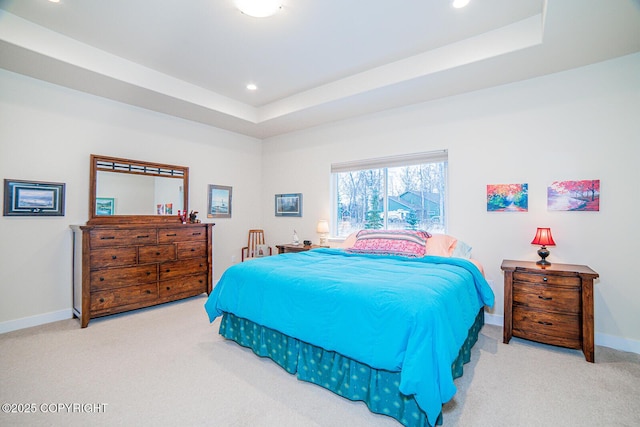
[99,298,105,303]
[538,296,552,301]
[165,269,171,273]
[156,252,161,256]
[190,248,196,252]
[111,255,117,260]
[166,286,171,291]
[543,277,548,282]
[99,277,104,281]
[538,321,553,326]
[166,233,177,237]
[192,232,202,236]
[137,235,149,239]
[199,280,203,283]
[100,236,115,240]
[146,272,151,275]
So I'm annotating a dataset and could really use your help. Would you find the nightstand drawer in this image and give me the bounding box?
[513,271,580,288]
[513,282,580,314]
[513,306,580,346]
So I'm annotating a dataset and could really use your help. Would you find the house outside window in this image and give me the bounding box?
[331,151,448,238]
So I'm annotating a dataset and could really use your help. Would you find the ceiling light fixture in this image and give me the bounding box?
[452,0,470,8]
[235,0,282,18]
[246,83,258,91]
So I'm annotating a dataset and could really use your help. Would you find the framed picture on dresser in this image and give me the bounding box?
[3,179,65,216]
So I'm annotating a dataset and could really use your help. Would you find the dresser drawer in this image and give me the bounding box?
[90,228,157,248]
[90,247,137,268]
[513,271,580,288]
[513,306,580,346]
[90,265,157,291]
[177,241,207,259]
[513,282,580,314]
[159,257,208,280]
[158,227,207,243]
[91,283,158,311]
[138,245,177,264]
[160,274,208,298]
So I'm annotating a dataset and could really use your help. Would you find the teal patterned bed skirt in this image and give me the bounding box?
[219,309,484,427]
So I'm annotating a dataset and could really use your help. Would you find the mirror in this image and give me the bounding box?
[89,154,189,224]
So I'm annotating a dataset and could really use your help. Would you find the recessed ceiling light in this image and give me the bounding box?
[246,83,258,91]
[48,0,61,3]
[452,0,470,8]
[235,0,282,18]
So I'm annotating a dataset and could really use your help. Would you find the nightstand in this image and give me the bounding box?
[276,244,327,254]
[501,259,599,362]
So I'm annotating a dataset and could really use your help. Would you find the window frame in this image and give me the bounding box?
[330,150,448,238]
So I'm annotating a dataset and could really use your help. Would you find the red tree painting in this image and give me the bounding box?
[548,180,600,211]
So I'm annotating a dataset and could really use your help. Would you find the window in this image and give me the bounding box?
[331,150,448,238]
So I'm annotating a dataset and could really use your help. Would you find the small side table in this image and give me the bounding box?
[276,244,327,254]
[501,259,599,362]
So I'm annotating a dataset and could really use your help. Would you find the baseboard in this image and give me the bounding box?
[483,311,639,355]
[0,309,73,334]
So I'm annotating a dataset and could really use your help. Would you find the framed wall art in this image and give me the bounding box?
[486,183,528,212]
[208,185,232,218]
[275,193,302,217]
[3,179,66,216]
[548,179,600,211]
[96,197,115,216]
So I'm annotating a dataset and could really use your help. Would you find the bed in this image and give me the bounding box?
[204,231,494,427]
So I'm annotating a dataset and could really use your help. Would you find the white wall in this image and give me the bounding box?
[261,53,640,352]
[0,69,262,331]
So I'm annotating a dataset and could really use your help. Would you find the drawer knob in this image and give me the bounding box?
[99,277,104,282]
[145,290,151,294]
[111,255,117,260]
[543,277,548,282]
[166,286,171,291]
[190,248,195,252]
[156,252,161,256]
[99,298,105,303]
[146,272,151,276]
[165,269,171,273]
[538,296,552,301]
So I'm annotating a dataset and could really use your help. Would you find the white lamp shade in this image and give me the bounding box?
[316,220,329,234]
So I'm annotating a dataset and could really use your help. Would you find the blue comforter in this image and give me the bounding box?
[204,248,494,425]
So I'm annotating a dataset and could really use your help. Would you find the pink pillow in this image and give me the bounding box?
[346,230,430,257]
[425,234,457,257]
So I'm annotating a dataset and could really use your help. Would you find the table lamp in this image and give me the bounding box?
[317,220,329,246]
[531,227,556,266]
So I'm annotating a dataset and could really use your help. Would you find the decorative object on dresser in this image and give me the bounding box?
[501,259,599,362]
[72,155,214,327]
[531,227,556,265]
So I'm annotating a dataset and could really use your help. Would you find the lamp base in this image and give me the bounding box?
[536,245,551,266]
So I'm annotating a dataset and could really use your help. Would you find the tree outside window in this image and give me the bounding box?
[333,161,447,237]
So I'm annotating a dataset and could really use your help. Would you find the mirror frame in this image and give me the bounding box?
[88,154,189,224]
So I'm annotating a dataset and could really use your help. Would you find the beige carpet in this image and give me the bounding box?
[1,295,639,427]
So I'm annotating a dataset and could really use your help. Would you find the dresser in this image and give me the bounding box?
[501,260,599,362]
[71,223,213,327]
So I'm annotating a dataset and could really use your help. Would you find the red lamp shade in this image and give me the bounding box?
[531,227,556,247]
